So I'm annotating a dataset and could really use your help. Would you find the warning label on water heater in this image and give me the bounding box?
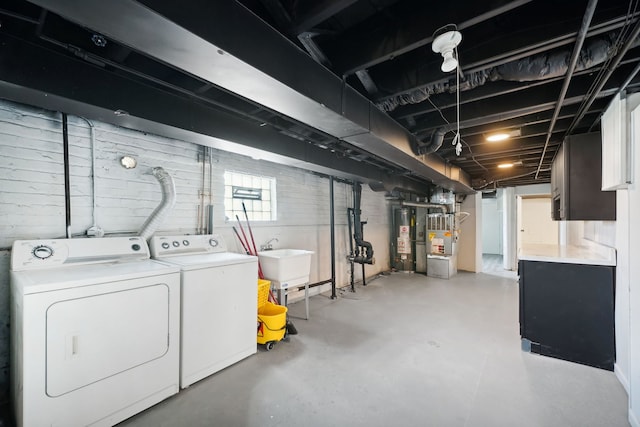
[397,239,411,254]
[398,226,411,254]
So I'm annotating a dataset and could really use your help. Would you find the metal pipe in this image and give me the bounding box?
[62,112,71,238]
[351,182,374,265]
[207,147,214,234]
[77,116,98,229]
[347,206,355,292]
[199,146,206,234]
[535,0,598,179]
[567,9,640,136]
[590,59,640,132]
[401,201,448,213]
[330,176,337,299]
[361,217,367,286]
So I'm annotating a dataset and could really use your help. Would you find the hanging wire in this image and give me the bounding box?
[453,45,462,156]
[426,97,488,172]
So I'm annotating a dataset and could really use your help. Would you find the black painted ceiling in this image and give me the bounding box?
[236,0,640,189]
[1,0,640,192]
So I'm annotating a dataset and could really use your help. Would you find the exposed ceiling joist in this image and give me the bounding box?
[329,0,533,76]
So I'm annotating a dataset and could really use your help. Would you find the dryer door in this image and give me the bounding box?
[46,284,170,397]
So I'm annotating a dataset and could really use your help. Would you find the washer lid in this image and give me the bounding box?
[155,252,257,270]
[12,259,179,295]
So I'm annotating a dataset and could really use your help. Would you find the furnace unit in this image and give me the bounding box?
[426,213,458,279]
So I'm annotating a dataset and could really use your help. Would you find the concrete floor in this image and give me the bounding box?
[118,272,630,427]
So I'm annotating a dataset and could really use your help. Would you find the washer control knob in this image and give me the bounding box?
[32,245,54,260]
[209,238,219,248]
[172,241,180,247]
[131,244,141,251]
[161,242,170,249]
[183,240,190,246]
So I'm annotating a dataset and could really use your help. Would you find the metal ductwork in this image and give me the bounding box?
[378,30,631,112]
[139,167,176,240]
[413,128,447,156]
[27,0,474,194]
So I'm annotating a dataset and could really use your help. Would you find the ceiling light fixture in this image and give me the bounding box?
[432,26,462,73]
[485,129,522,142]
[498,163,514,169]
[486,133,510,142]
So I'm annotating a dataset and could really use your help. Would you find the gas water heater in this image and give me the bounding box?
[392,207,414,272]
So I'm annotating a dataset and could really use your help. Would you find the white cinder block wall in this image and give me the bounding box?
[0,99,392,394]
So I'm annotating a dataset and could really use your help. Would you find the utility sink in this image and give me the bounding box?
[258,249,314,286]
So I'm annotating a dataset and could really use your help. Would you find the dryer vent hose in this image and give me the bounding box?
[139,167,176,240]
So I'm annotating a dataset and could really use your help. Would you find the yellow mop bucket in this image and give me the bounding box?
[257,301,288,350]
[257,279,271,309]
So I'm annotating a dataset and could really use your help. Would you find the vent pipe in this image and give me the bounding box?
[139,167,176,240]
[401,201,448,214]
[352,182,374,264]
[413,128,446,155]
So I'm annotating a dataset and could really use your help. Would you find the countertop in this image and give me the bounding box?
[518,243,616,266]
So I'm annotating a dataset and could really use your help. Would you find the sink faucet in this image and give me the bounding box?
[260,238,278,251]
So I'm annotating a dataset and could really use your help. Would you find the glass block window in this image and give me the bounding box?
[224,171,276,221]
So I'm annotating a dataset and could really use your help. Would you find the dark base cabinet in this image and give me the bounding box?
[519,260,615,370]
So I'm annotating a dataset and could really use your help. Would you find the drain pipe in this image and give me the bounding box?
[61,113,72,238]
[330,176,337,299]
[139,167,176,240]
[352,182,374,265]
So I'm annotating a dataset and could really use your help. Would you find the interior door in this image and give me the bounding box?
[517,196,558,252]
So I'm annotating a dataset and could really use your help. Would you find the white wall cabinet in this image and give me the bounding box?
[601,92,640,190]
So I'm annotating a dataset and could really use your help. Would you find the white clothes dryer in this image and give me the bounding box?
[150,234,258,388]
[10,237,180,427]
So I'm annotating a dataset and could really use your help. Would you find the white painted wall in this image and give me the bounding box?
[481,197,502,255]
[0,99,391,396]
[503,187,517,270]
[458,192,482,272]
[627,106,640,427]
[615,190,630,395]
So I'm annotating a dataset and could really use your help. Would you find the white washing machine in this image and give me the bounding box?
[150,234,258,388]
[10,237,181,427]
